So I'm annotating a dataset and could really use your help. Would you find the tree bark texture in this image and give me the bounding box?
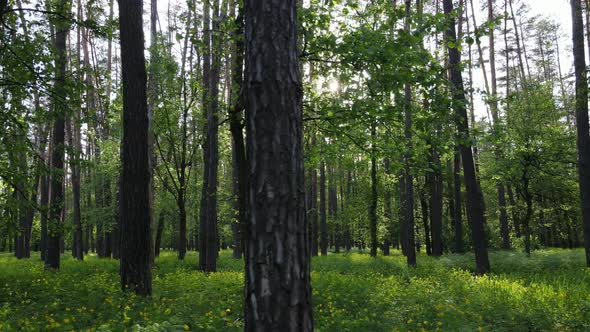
[119,0,153,295]
[243,0,313,329]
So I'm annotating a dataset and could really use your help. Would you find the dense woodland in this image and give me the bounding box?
[1,0,590,330]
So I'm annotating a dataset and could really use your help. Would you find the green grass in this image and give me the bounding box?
[1,249,589,331]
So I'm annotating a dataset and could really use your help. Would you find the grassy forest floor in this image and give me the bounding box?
[0,249,589,331]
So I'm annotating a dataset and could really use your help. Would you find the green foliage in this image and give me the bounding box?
[1,250,589,331]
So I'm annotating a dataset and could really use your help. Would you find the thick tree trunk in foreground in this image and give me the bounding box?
[119,0,153,295]
[571,0,590,267]
[443,0,490,275]
[243,0,313,329]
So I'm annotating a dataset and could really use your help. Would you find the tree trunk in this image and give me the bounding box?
[45,0,70,270]
[443,0,490,275]
[452,151,464,253]
[319,161,328,256]
[420,186,432,256]
[486,0,511,250]
[370,123,378,257]
[401,0,416,267]
[243,0,313,329]
[229,0,246,260]
[119,0,153,295]
[310,166,319,256]
[154,211,165,257]
[383,157,393,256]
[328,167,339,253]
[198,0,220,273]
[68,118,83,260]
[523,193,532,256]
[147,0,157,265]
[571,0,590,267]
[508,0,527,82]
[429,148,443,256]
[177,191,187,260]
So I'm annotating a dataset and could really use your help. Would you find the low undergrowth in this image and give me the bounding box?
[0,249,588,331]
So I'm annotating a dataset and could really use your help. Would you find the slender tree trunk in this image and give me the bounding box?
[320,161,328,256]
[507,184,520,237]
[345,170,353,251]
[310,166,319,257]
[508,0,527,82]
[68,118,83,260]
[370,123,378,257]
[383,157,393,256]
[429,148,443,256]
[45,0,70,270]
[229,0,246,260]
[420,186,432,256]
[328,167,339,253]
[243,0,313,328]
[443,0,490,275]
[452,150,463,253]
[148,0,158,264]
[485,0,511,250]
[177,189,187,260]
[40,167,49,260]
[14,143,28,259]
[154,210,165,257]
[571,0,590,267]
[198,0,220,272]
[119,0,153,295]
[523,192,532,256]
[402,0,416,267]
[16,0,43,259]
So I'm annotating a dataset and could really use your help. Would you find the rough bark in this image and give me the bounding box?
[119,0,153,295]
[243,0,313,329]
